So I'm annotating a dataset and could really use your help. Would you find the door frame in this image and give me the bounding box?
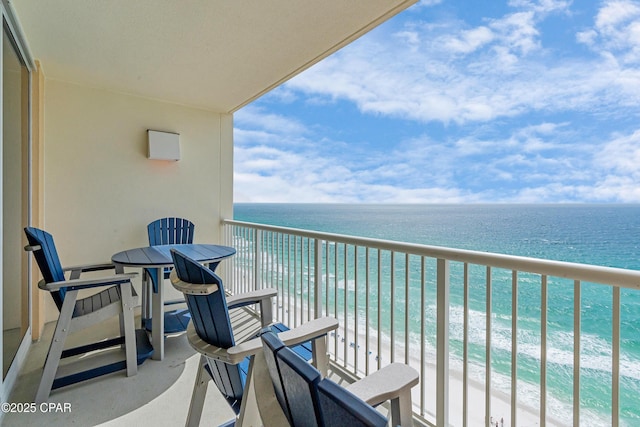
[0,0,35,407]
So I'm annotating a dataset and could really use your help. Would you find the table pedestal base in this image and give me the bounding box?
[143,309,191,335]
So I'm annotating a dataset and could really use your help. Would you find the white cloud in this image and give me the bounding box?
[596,129,640,174]
[595,0,640,29]
[234,156,472,204]
[509,183,594,203]
[579,0,640,64]
[284,2,637,126]
[234,103,606,203]
[508,0,571,14]
[590,175,640,201]
[394,30,421,47]
[443,26,495,54]
[235,2,640,204]
[235,106,307,137]
[576,29,598,46]
[234,110,478,203]
[412,0,444,9]
[489,11,540,56]
[508,122,574,152]
[536,128,640,202]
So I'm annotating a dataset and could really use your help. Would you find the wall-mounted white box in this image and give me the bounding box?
[147,130,180,161]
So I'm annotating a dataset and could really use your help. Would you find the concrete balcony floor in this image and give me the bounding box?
[3,309,236,427]
[4,309,396,427]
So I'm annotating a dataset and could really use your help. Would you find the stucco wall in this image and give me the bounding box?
[42,80,233,322]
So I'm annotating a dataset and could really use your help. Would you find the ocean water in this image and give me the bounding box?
[234,203,640,425]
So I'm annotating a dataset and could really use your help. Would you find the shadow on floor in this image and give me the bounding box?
[3,311,234,427]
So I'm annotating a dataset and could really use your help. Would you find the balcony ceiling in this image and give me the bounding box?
[11,0,417,113]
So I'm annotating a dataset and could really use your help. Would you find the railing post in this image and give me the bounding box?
[221,222,233,291]
[314,239,323,318]
[436,258,450,427]
[254,229,262,291]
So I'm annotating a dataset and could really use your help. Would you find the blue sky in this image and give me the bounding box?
[234,0,640,203]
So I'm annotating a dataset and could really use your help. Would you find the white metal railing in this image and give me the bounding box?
[221,219,640,427]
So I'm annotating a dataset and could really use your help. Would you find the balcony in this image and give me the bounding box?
[5,220,640,426]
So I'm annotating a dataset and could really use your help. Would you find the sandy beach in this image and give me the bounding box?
[322,323,572,427]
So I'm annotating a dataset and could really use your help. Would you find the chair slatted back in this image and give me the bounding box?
[147,217,195,292]
[147,217,194,246]
[276,345,323,427]
[24,227,67,310]
[260,330,293,425]
[317,380,388,427]
[275,341,388,427]
[170,249,234,347]
[170,249,245,405]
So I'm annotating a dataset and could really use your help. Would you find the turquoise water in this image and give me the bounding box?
[234,203,640,425]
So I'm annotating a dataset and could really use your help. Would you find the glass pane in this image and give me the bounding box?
[3,24,29,378]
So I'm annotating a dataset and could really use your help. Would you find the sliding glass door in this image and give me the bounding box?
[2,14,30,383]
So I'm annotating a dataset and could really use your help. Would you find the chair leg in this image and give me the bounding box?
[120,282,137,377]
[35,290,78,404]
[119,312,126,349]
[311,335,329,377]
[259,298,273,327]
[186,355,210,427]
[141,270,149,328]
[389,388,413,427]
[236,355,262,427]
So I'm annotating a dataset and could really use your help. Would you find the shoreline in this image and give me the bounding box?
[326,323,616,427]
[327,328,559,427]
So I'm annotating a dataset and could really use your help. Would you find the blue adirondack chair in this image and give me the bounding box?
[169,249,339,427]
[143,217,195,333]
[260,330,420,427]
[24,227,153,403]
[146,217,195,292]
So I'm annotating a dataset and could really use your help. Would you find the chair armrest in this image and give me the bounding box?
[229,316,339,362]
[227,288,277,326]
[24,244,124,279]
[170,270,219,295]
[63,262,115,273]
[38,273,137,292]
[63,262,117,280]
[171,269,278,325]
[187,316,339,365]
[226,288,277,309]
[345,363,419,407]
[171,271,276,304]
[269,316,339,348]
